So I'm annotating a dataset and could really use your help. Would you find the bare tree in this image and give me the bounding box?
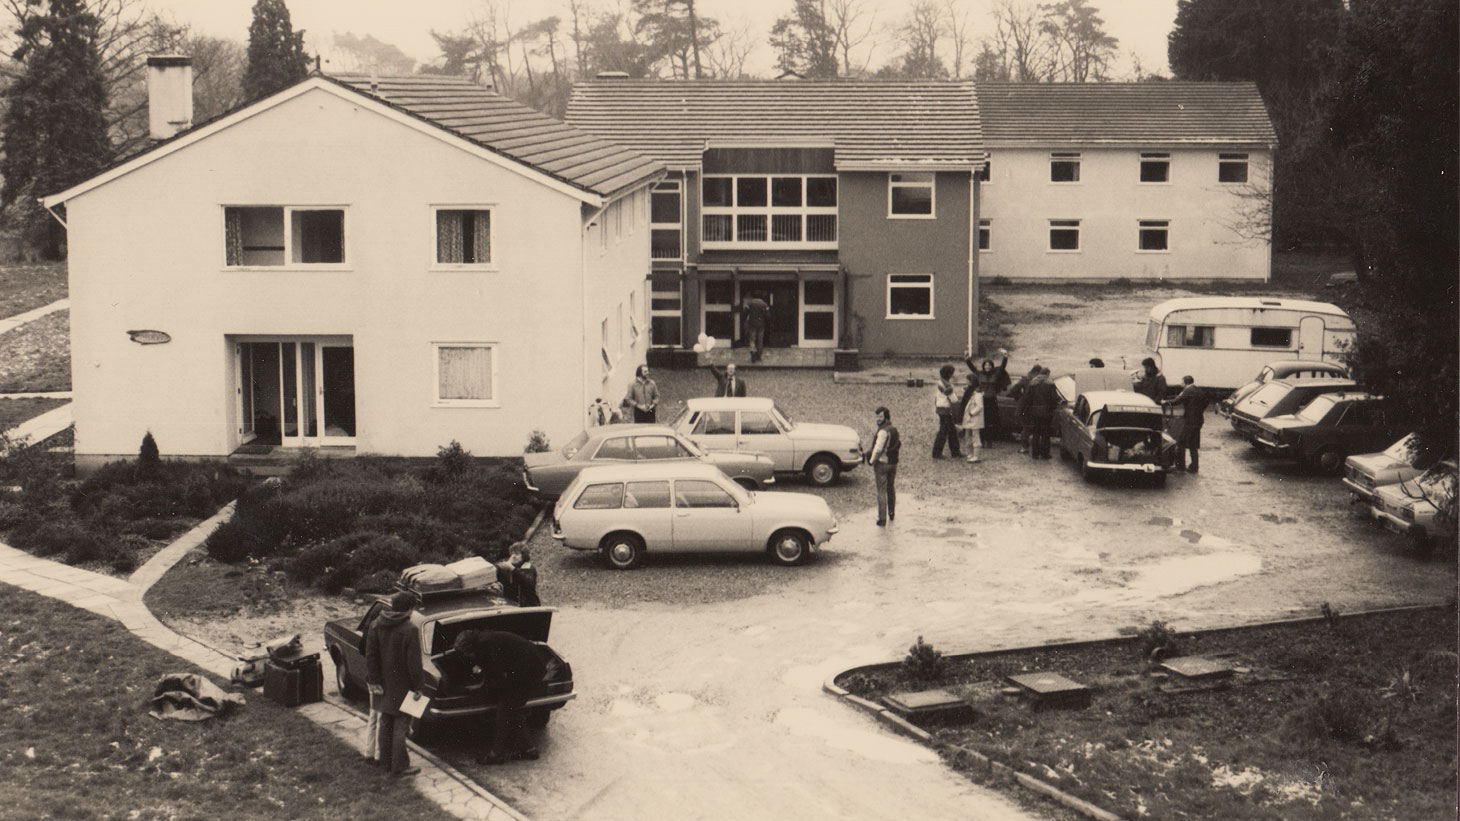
[705,14,755,78]
[897,0,947,78]
[829,0,879,76]
[568,0,589,76]
[987,0,1053,81]
[944,0,974,79]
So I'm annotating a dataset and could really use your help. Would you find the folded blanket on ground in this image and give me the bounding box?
[148,673,246,721]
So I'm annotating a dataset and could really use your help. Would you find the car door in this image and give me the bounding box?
[670,477,753,551]
[1064,397,1095,458]
[690,410,739,453]
[737,410,796,471]
[622,480,673,548]
[590,434,636,464]
[633,435,697,466]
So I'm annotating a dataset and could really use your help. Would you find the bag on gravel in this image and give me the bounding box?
[400,563,462,593]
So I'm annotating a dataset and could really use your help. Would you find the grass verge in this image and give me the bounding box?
[0,262,66,319]
[0,397,67,431]
[0,582,455,820]
[0,310,70,392]
[838,606,1458,821]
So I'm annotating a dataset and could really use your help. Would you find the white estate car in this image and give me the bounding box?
[670,397,863,486]
[551,463,838,569]
[1370,460,1457,552]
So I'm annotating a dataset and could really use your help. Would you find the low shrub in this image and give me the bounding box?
[287,537,355,586]
[903,635,946,682]
[425,441,474,484]
[524,430,551,453]
[1137,619,1183,665]
[1284,688,1387,747]
[289,532,420,594]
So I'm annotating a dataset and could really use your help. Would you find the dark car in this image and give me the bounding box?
[987,368,1133,439]
[1217,360,1350,417]
[1057,390,1177,484]
[1228,377,1358,444]
[522,424,775,500]
[1251,392,1398,472]
[324,588,575,730]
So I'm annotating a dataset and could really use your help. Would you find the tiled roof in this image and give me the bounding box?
[566,80,984,170]
[328,74,663,197]
[976,82,1276,147]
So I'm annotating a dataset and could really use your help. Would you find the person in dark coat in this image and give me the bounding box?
[495,543,540,606]
[453,629,549,764]
[1166,375,1209,473]
[1133,357,1168,403]
[707,363,748,397]
[1007,364,1041,451]
[1018,366,1060,459]
[931,364,962,459]
[742,294,770,362]
[966,349,1010,446]
[365,592,423,777]
[868,406,900,526]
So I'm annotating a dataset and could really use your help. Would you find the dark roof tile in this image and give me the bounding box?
[976,81,1275,146]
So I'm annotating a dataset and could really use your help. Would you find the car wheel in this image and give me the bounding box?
[600,532,645,570]
[1077,455,1094,482]
[804,455,840,487]
[769,528,810,566]
[527,708,552,729]
[331,650,363,701]
[735,477,758,491]
[1152,471,1169,487]
[1313,447,1345,474]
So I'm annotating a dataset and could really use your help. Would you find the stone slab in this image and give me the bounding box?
[1160,655,1236,680]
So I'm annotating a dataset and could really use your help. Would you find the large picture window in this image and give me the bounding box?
[888,172,934,217]
[701,174,837,248]
[887,274,933,318]
[434,208,492,266]
[225,206,346,267]
[435,343,496,406]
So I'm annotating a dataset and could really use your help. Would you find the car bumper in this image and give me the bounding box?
[1369,505,1418,535]
[1253,435,1292,454]
[428,692,577,720]
[1087,460,1168,473]
[1341,477,1378,505]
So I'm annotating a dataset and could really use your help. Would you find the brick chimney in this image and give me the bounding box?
[146,55,193,140]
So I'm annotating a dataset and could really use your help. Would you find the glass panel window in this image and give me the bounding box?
[1250,327,1293,348]
[574,483,623,510]
[225,206,345,266]
[702,215,732,243]
[806,215,837,242]
[1219,153,1249,183]
[593,437,634,460]
[1050,152,1081,183]
[771,177,802,207]
[435,208,492,265]
[651,182,681,224]
[736,214,767,242]
[978,219,990,251]
[623,480,671,509]
[674,479,737,508]
[771,214,802,242]
[651,229,682,259]
[1049,219,1081,251]
[1138,219,1169,251]
[702,177,732,208]
[889,172,934,216]
[290,209,344,263]
[633,436,691,459]
[887,274,933,318]
[1139,153,1170,183]
[806,177,837,207]
[650,270,682,347]
[740,411,781,434]
[803,312,835,341]
[1166,325,1215,347]
[736,177,767,207]
[436,344,494,404]
[804,280,834,305]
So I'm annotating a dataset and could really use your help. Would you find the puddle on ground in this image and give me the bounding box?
[1145,516,1174,527]
[1071,551,1263,604]
[1179,529,1202,543]
[610,700,651,717]
[773,706,938,765]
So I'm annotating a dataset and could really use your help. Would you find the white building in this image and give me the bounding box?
[44,67,663,470]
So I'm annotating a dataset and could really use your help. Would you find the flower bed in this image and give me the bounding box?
[837,607,1457,821]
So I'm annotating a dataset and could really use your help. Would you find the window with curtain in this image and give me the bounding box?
[436,344,495,403]
[436,208,493,265]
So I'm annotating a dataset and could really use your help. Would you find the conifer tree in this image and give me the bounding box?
[243,0,309,100]
[0,0,111,259]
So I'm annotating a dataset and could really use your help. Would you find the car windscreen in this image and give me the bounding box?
[562,430,590,459]
[773,402,794,426]
[1096,411,1162,430]
[669,406,691,429]
[1244,383,1287,411]
[1417,466,1456,502]
[1295,394,1339,423]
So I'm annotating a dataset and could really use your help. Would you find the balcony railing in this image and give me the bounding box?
[701,211,837,250]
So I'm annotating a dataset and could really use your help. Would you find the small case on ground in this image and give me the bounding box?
[263,654,323,707]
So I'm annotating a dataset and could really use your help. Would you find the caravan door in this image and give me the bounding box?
[1298,316,1326,360]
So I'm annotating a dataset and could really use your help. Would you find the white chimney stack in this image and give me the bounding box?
[146,55,193,140]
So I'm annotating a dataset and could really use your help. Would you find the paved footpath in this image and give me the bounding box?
[0,297,67,335]
[0,503,525,821]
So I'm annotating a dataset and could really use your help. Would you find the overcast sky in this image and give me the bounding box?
[145,0,1180,79]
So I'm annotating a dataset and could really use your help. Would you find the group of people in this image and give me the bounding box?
[590,356,754,430]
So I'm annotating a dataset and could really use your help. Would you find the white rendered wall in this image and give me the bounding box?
[978,147,1272,281]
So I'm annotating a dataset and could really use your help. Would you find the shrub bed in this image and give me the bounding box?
[838,607,1457,821]
[205,444,537,594]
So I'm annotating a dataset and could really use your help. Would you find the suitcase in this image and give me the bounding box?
[401,563,463,593]
[445,556,496,589]
[263,657,323,707]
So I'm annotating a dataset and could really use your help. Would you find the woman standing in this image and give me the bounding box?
[967,348,1010,446]
[960,387,985,462]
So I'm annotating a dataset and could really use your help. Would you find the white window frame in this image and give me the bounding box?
[1048,219,1081,252]
[432,342,499,408]
[429,205,497,271]
[1139,152,1171,184]
[600,318,612,377]
[799,276,838,348]
[650,180,683,261]
[628,288,642,345]
[887,172,936,219]
[1137,219,1170,252]
[886,273,935,320]
[222,205,351,270]
[701,174,838,249]
[650,272,683,348]
[978,218,991,252]
[1218,152,1250,184]
[1049,152,1081,184]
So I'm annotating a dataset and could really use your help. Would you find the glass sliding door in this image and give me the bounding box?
[237,338,354,449]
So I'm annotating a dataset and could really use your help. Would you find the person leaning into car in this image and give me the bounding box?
[868,406,901,526]
[452,629,548,765]
[366,592,424,778]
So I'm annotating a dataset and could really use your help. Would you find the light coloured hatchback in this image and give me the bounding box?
[552,462,838,569]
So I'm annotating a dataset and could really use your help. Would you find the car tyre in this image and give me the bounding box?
[804,455,840,487]
[1077,454,1094,482]
[1313,447,1345,474]
[769,528,810,566]
[600,532,645,570]
[331,650,364,701]
[1152,471,1169,487]
[527,708,552,729]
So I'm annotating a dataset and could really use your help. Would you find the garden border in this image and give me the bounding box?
[821,602,1449,821]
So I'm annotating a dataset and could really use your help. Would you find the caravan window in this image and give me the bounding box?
[1166,325,1215,348]
[1250,328,1293,348]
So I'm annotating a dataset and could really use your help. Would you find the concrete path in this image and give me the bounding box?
[3,403,72,445]
[0,504,525,821]
[0,391,71,399]
[0,297,67,334]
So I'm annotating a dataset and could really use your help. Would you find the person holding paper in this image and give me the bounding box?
[366,592,424,777]
[452,629,548,765]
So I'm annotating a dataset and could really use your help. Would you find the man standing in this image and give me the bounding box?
[707,362,748,397]
[1019,366,1060,459]
[1134,357,1168,403]
[868,406,901,526]
[1166,375,1209,473]
[625,365,659,423]
[365,592,423,778]
[742,293,770,362]
[453,629,549,765]
[931,364,963,459]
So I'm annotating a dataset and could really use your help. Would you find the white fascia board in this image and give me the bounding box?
[835,162,977,172]
[44,77,602,208]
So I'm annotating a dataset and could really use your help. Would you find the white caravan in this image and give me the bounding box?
[1144,297,1356,391]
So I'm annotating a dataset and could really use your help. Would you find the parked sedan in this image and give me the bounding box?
[552,462,838,569]
[670,397,862,486]
[1217,360,1350,418]
[522,424,775,500]
[1057,390,1176,483]
[988,367,1133,438]
[1342,433,1423,505]
[1229,377,1358,443]
[1370,460,1457,552]
[1250,392,1397,472]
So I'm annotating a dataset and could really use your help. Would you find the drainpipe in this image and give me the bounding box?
[966,169,977,358]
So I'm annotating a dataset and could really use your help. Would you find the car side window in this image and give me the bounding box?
[633,436,684,459]
[1073,397,1090,424]
[356,601,384,633]
[673,479,737,508]
[623,480,671,508]
[740,411,780,435]
[695,411,736,435]
[1341,403,1374,426]
[593,437,634,460]
[574,483,624,509]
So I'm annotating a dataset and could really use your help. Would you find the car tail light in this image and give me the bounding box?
[1402,507,1415,521]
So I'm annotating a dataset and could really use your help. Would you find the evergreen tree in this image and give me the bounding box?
[0,0,111,260]
[243,0,309,100]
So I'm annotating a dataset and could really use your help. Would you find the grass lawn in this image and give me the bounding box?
[839,607,1458,821]
[0,262,66,319]
[0,582,455,820]
[0,309,70,392]
[0,397,67,432]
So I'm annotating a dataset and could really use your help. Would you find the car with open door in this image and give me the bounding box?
[1057,390,1177,484]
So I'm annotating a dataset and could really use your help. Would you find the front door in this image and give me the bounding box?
[739,280,799,348]
[1298,316,1325,360]
[237,339,355,448]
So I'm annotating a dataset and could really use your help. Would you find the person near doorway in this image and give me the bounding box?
[1166,375,1209,473]
[932,364,963,459]
[708,362,748,397]
[625,365,659,423]
[868,406,900,526]
[742,294,770,362]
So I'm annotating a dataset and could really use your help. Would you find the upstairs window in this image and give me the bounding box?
[1050,152,1081,183]
[1139,152,1170,183]
[978,219,990,251]
[888,172,935,217]
[225,206,345,266]
[887,274,934,318]
[1219,153,1249,183]
[650,181,682,260]
[434,208,492,266]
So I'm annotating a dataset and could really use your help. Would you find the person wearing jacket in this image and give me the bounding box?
[707,363,748,397]
[966,349,1010,446]
[365,592,424,777]
[453,629,549,764]
[1133,357,1168,403]
[495,543,540,607]
[1018,366,1060,459]
[625,365,660,422]
[931,364,962,459]
[1165,375,1209,473]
